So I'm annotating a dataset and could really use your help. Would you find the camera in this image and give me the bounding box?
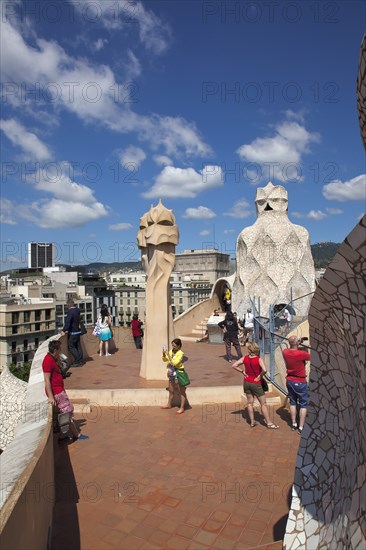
[58,353,71,379]
[300,337,308,343]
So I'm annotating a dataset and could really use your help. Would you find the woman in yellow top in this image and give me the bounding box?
[161,338,188,414]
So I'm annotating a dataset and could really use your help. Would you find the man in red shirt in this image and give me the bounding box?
[131,314,144,349]
[42,340,80,439]
[283,335,311,434]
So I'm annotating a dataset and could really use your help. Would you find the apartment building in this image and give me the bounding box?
[0,297,55,367]
[28,242,55,269]
[174,249,230,284]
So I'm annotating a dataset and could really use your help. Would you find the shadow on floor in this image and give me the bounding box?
[272,485,292,542]
[51,429,82,550]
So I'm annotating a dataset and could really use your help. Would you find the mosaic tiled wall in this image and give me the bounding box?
[283,215,366,549]
[0,365,27,451]
[356,33,366,149]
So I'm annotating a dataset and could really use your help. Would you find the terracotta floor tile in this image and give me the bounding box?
[246,518,269,534]
[118,534,145,549]
[237,528,263,546]
[101,528,126,546]
[52,384,298,550]
[193,530,219,546]
[116,517,140,534]
[100,512,125,528]
[140,514,165,529]
[213,535,237,549]
[164,496,181,507]
[175,524,198,539]
[131,524,156,541]
[187,542,210,550]
[166,534,192,550]
[148,529,172,546]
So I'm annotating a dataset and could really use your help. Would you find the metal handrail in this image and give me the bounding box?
[251,290,314,395]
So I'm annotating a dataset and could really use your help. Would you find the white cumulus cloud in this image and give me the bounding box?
[143,165,223,199]
[236,120,320,183]
[1,17,210,159]
[109,223,133,230]
[153,155,173,166]
[17,199,108,228]
[322,175,366,202]
[69,0,172,54]
[119,146,146,170]
[199,229,210,236]
[307,210,327,221]
[0,198,17,225]
[182,206,216,220]
[1,118,52,161]
[224,198,251,219]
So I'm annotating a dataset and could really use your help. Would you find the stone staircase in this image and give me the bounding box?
[180,317,209,342]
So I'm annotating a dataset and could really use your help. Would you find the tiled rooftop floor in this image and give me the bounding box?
[66,341,247,390]
[52,402,299,550]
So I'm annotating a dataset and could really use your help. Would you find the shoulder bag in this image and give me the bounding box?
[176,369,190,387]
[247,357,268,392]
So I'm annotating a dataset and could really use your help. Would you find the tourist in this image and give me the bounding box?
[42,340,80,439]
[223,286,232,312]
[97,304,113,356]
[131,314,144,349]
[243,308,254,344]
[232,342,279,429]
[283,335,311,434]
[218,311,242,363]
[60,299,84,367]
[161,338,189,414]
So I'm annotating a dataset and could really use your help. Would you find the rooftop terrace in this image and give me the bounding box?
[51,338,299,550]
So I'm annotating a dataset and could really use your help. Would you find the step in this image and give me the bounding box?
[72,398,92,414]
[180,335,202,342]
[191,328,207,336]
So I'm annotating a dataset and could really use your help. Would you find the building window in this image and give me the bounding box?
[45,309,51,320]
[35,310,41,321]
[35,338,39,348]
[24,311,31,323]
[24,353,29,363]
[56,305,63,314]
[12,312,20,324]
[12,326,18,334]
[23,339,28,350]
[86,303,92,311]
[12,356,17,364]
[35,323,40,331]
[11,341,16,352]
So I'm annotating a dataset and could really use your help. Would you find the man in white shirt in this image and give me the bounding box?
[243,308,254,344]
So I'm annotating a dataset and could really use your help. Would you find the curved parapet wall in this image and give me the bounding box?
[284,215,366,549]
[0,339,56,550]
[0,365,28,451]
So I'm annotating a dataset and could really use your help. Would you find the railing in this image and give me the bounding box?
[251,291,314,395]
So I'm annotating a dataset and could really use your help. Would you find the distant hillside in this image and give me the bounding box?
[311,242,340,268]
[68,261,142,273]
[1,244,340,276]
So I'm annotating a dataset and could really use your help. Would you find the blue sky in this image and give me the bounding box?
[1,0,365,269]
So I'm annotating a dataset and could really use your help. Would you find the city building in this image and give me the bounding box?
[27,242,55,269]
[174,249,230,284]
[0,296,56,367]
[78,272,119,325]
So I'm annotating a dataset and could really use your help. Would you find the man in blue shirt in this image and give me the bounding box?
[60,299,84,367]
